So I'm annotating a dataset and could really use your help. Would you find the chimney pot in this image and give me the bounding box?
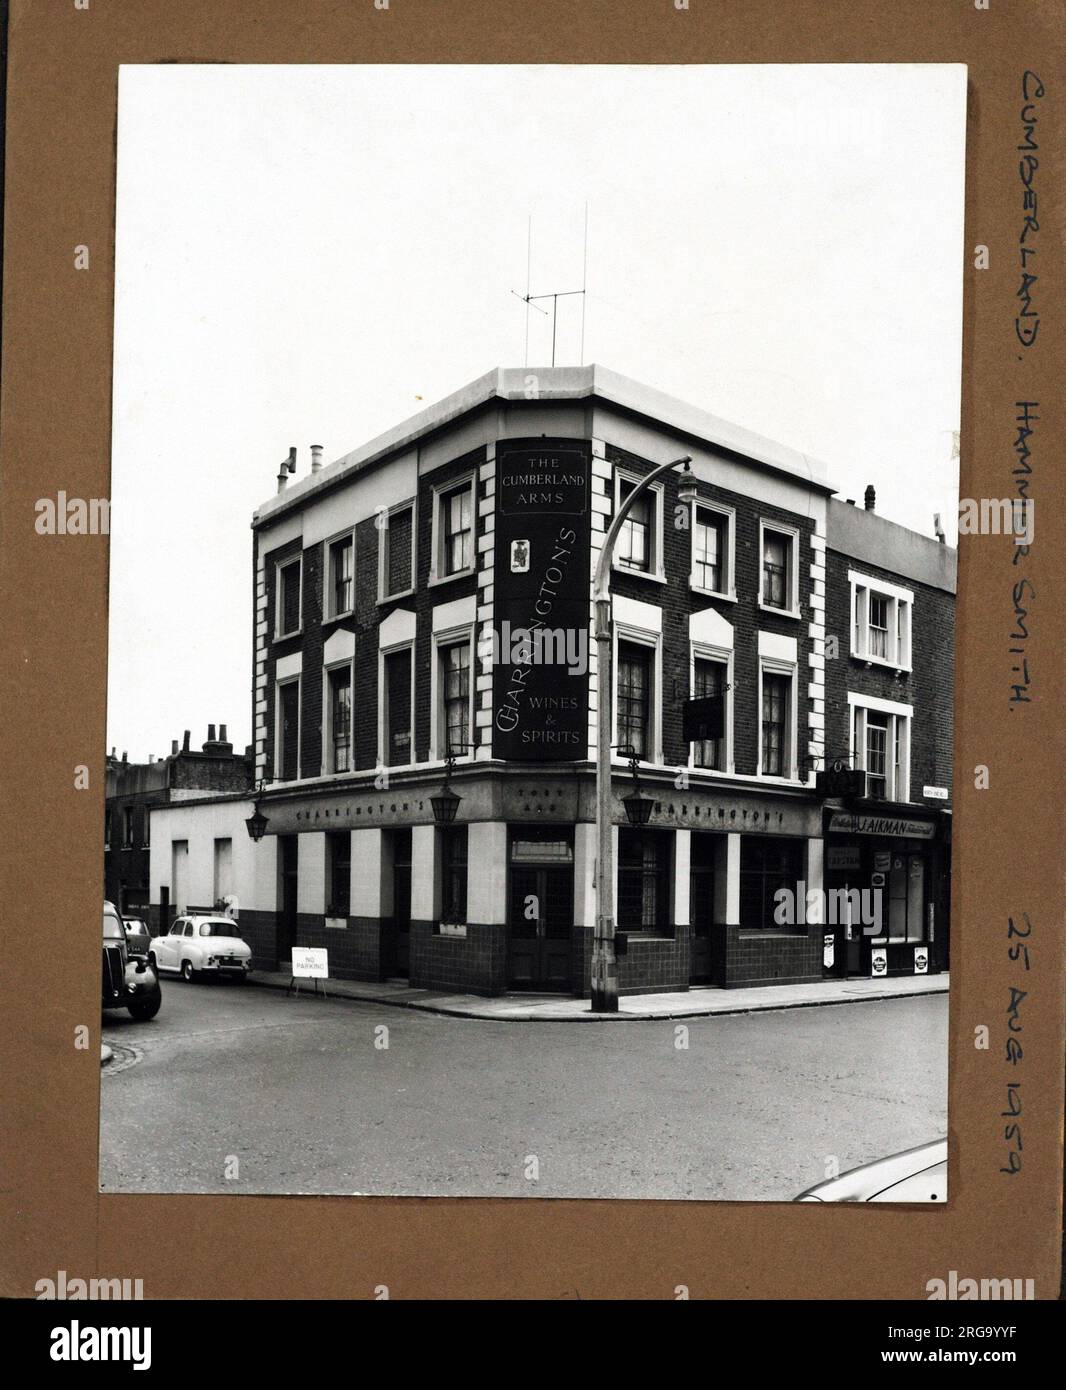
[864,485,876,512]
[121,751,127,763]
[182,730,191,753]
[171,739,179,755]
[310,444,324,473]
[219,724,228,742]
[207,723,217,743]
[277,446,297,494]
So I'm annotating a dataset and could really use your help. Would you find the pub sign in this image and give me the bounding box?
[491,440,591,761]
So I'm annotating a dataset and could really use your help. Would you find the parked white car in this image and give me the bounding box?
[149,915,253,982]
[795,1139,947,1202]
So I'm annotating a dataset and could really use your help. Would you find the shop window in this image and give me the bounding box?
[692,656,727,770]
[327,831,351,918]
[440,826,468,926]
[327,534,354,617]
[739,836,805,931]
[617,640,654,759]
[850,572,913,669]
[384,647,413,764]
[275,557,302,638]
[760,669,791,777]
[871,851,926,944]
[327,666,352,773]
[851,701,911,801]
[618,829,671,934]
[760,525,798,613]
[382,502,414,599]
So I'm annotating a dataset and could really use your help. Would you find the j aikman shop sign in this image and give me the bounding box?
[492,440,591,761]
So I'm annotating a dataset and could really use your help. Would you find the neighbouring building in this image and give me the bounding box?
[106,726,252,916]
[146,366,956,995]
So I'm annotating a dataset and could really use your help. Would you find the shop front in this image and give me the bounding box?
[240,771,830,997]
[822,805,949,979]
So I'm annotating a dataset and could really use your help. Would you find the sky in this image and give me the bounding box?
[108,63,967,761]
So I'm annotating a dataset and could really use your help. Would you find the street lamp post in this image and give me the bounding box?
[591,454,697,1012]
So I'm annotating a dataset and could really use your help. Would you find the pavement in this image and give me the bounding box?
[100,979,948,1199]
[247,966,948,1020]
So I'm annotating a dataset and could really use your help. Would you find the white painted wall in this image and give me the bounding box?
[150,798,265,911]
[302,451,418,545]
[410,825,437,921]
[352,828,386,917]
[297,832,327,914]
[466,822,507,924]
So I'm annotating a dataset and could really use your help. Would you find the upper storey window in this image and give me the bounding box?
[275,557,302,638]
[430,477,475,585]
[850,571,913,670]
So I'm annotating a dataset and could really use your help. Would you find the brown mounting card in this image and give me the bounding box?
[0,0,1063,1301]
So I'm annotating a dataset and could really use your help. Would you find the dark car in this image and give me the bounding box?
[103,900,162,1021]
[122,915,151,956]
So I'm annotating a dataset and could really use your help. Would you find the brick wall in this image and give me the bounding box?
[413,448,485,762]
[606,445,816,776]
[261,535,304,779]
[409,920,508,995]
[575,925,690,996]
[293,914,385,981]
[823,547,955,803]
[722,926,822,988]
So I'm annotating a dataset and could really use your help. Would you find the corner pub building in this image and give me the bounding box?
[171,367,955,997]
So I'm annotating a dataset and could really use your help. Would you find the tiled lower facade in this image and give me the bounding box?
[147,775,949,998]
[154,789,946,998]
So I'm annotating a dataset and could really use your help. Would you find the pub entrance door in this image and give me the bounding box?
[386,828,412,979]
[277,834,298,968]
[507,830,574,992]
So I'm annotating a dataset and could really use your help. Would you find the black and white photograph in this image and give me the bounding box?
[99,63,967,1203]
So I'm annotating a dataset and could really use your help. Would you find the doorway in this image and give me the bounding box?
[507,830,573,991]
[689,832,718,984]
[277,834,298,966]
[386,828,412,978]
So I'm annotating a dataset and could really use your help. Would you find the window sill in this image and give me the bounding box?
[689,583,737,603]
[738,929,810,939]
[322,609,355,625]
[851,651,912,674]
[757,601,801,621]
[612,563,667,585]
[379,587,416,605]
[273,627,303,643]
[428,569,475,590]
[437,923,468,939]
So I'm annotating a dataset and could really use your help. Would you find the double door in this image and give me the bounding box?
[507,833,574,991]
